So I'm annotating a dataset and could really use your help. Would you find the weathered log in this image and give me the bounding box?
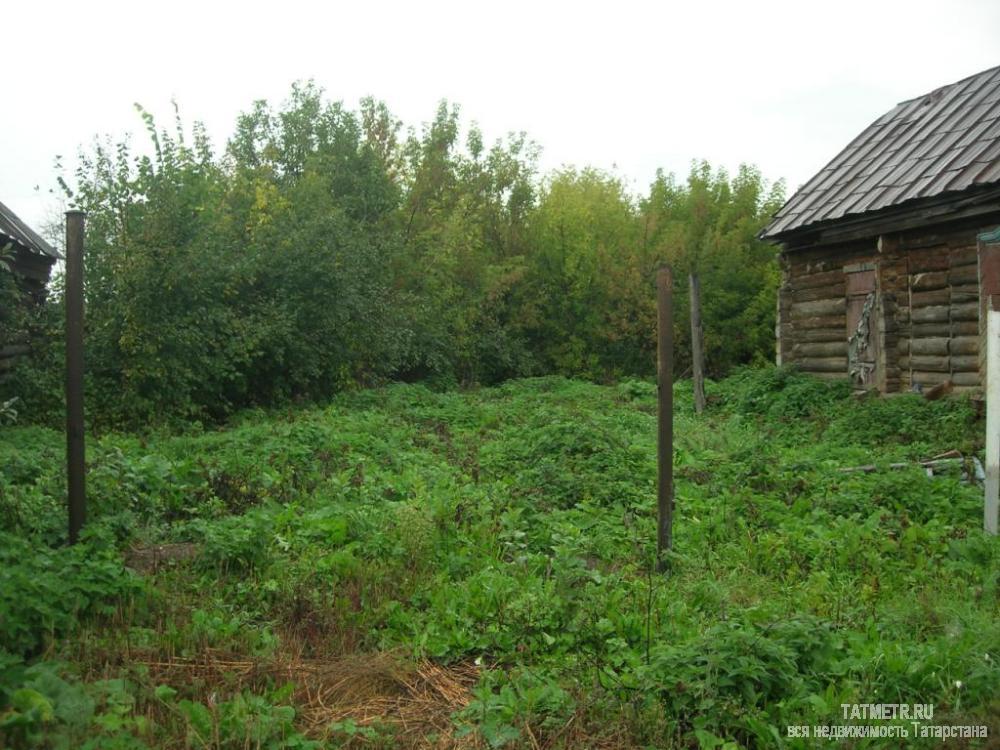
[949,245,979,267]
[791,298,846,318]
[910,289,951,307]
[798,357,848,373]
[911,370,952,385]
[790,269,849,290]
[949,265,979,286]
[795,315,845,330]
[951,355,980,372]
[898,230,972,251]
[793,341,848,358]
[911,305,951,324]
[951,290,979,304]
[951,371,981,387]
[908,248,951,273]
[952,301,980,321]
[798,328,849,343]
[791,284,847,303]
[809,370,849,381]
[910,355,951,372]
[950,336,979,356]
[910,323,951,337]
[910,271,949,291]
[952,384,981,394]
[910,337,949,356]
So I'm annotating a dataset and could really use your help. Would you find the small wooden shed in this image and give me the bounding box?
[1,199,61,375]
[762,65,1000,393]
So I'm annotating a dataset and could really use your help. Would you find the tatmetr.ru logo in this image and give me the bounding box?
[841,704,934,721]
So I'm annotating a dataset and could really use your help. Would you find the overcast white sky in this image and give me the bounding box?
[3,0,999,232]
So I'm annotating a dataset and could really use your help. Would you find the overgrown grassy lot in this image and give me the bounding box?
[1,369,998,748]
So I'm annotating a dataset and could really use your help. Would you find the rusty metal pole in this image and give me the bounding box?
[656,266,674,570]
[66,210,86,544]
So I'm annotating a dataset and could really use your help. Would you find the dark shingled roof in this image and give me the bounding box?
[763,65,1000,240]
[0,199,61,260]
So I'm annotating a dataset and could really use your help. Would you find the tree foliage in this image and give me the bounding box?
[4,84,784,425]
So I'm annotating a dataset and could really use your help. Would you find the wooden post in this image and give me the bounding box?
[985,301,1000,536]
[657,266,674,569]
[66,210,86,545]
[689,271,706,413]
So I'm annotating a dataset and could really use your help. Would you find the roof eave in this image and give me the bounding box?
[762,183,1000,249]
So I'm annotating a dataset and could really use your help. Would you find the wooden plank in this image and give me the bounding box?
[981,243,1000,301]
[846,270,876,295]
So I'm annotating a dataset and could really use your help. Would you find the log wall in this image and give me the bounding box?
[0,247,55,381]
[779,239,877,383]
[778,213,1000,394]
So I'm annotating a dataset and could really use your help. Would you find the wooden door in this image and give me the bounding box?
[846,265,878,388]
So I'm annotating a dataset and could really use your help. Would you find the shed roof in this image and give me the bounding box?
[763,65,1000,240]
[0,199,61,260]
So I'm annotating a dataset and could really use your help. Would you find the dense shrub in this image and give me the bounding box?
[1,88,782,427]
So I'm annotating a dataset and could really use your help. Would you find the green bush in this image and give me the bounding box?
[0,534,144,658]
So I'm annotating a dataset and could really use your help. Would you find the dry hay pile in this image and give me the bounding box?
[138,649,482,748]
